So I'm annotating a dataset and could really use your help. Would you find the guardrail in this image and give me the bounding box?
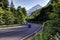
[21,24,44,40]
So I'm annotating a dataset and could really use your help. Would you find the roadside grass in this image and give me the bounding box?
[35,33,43,40]
[35,34,40,40]
[35,20,55,40]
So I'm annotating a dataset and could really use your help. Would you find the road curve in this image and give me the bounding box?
[0,23,42,40]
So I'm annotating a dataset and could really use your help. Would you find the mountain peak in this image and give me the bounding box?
[27,4,42,16]
[35,4,40,6]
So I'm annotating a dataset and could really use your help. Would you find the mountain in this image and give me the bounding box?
[27,4,42,16]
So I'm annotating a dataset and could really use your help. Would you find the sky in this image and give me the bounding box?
[8,0,50,10]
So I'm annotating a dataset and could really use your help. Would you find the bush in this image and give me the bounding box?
[3,10,15,25]
[42,20,54,40]
[0,7,15,25]
[0,7,6,25]
[48,13,58,20]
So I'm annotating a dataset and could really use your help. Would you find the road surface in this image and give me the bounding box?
[0,23,42,40]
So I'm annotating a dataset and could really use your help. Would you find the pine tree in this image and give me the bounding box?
[10,0,15,12]
[22,8,27,16]
[10,0,14,8]
[3,0,9,8]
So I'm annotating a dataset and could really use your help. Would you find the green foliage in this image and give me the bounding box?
[22,8,27,17]
[0,0,27,25]
[12,6,27,24]
[10,0,15,12]
[42,20,60,40]
[4,11,15,25]
[35,34,40,40]
[42,21,54,40]
[3,0,9,8]
[0,7,15,25]
[32,0,60,40]
[28,3,54,23]
[48,13,58,20]
[0,7,5,24]
[28,9,40,19]
[0,6,27,25]
[21,8,27,24]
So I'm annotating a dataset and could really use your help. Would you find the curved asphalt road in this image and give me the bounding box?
[0,23,41,40]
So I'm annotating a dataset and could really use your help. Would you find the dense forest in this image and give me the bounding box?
[0,0,27,25]
[28,0,60,40]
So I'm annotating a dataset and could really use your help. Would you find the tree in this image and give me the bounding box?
[0,7,5,25]
[3,10,15,25]
[10,0,14,8]
[17,6,26,24]
[21,8,27,17]
[0,7,15,25]
[10,0,15,12]
[13,6,26,24]
[3,0,9,8]
[17,6,21,11]
[42,0,60,40]
[21,8,27,24]
[0,0,9,8]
